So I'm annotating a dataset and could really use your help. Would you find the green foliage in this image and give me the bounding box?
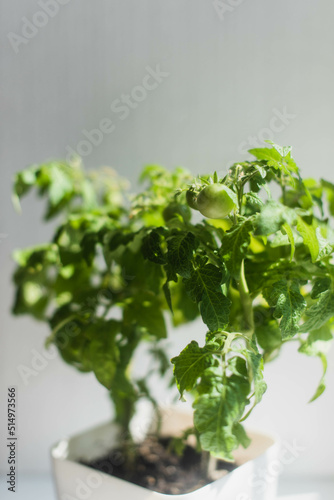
[166,232,197,279]
[171,340,216,398]
[193,361,251,460]
[296,217,319,262]
[299,289,334,333]
[263,280,306,339]
[255,201,297,236]
[12,143,334,462]
[220,219,253,277]
[183,263,230,331]
[299,324,333,401]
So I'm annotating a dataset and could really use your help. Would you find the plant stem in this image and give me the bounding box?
[45,314,77,347]
[111,393,138,471]
[237,259,254,336]
[237,186,244,214]
[280,170,287,205]
[200,451,211,477]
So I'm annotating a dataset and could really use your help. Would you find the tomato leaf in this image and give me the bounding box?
[263,280,306,339]
[184,263,230,331]
[296,216,319,262]
[255,201,297,236]
[166,232,197,279]
[193,365,250,460]
[300,289,334,333]
[299,324,333,402]
[142,230,166,265]
[220,219,253,277]
[171,341,215,398]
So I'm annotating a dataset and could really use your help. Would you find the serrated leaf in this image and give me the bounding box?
[299,325,333,402]
[220,219,253,277]
[200,291,231,333]
[244,192,264,213]
[264,280,306,339]
[265,141,292,158]
[184,263,230,331]
[232,341,267,407]
[142,230,166,265]
[300,289,334,333]
[166,232,197,279]
[299,324,333,356]
[193,367,250,460]
[171,341,215,398]
[255,201,297,236]
[248,350,267,404]
[315,227,333,260]
[249,147,282,164]
[285,152,299,173]
[296,217,319,262]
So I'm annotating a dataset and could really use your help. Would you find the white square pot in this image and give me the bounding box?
[51,408,281,500]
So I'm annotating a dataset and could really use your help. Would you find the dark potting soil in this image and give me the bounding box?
[81,436,237,495]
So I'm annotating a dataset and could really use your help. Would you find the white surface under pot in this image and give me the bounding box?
[51,407,281,500]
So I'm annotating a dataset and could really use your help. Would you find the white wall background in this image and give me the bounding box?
[1,0,334,481]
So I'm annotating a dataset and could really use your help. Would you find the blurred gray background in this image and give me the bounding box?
[1,0,334,488]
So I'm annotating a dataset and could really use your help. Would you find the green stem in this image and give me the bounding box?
[237,186,243,214]
[280,170,287,205]
[237,259,254,336]
[282,183,287,205]
[200,451,211,477]
[45,314,77,347]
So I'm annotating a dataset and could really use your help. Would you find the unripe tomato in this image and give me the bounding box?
[162,202,191,223]
[196,184,237,219]
[186,189,199,210]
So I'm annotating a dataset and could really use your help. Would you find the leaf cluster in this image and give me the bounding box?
[12,143,334,460]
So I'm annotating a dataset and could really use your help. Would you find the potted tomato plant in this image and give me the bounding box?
[12,143,334,499]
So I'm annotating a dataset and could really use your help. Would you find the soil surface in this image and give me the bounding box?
[81,436,237,495]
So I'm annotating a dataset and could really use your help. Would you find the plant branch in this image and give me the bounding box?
[236,259,254,336]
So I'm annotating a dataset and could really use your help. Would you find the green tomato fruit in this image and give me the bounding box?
[162,202,191,223]
[197,184,237,219]
[186,189,199,210]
